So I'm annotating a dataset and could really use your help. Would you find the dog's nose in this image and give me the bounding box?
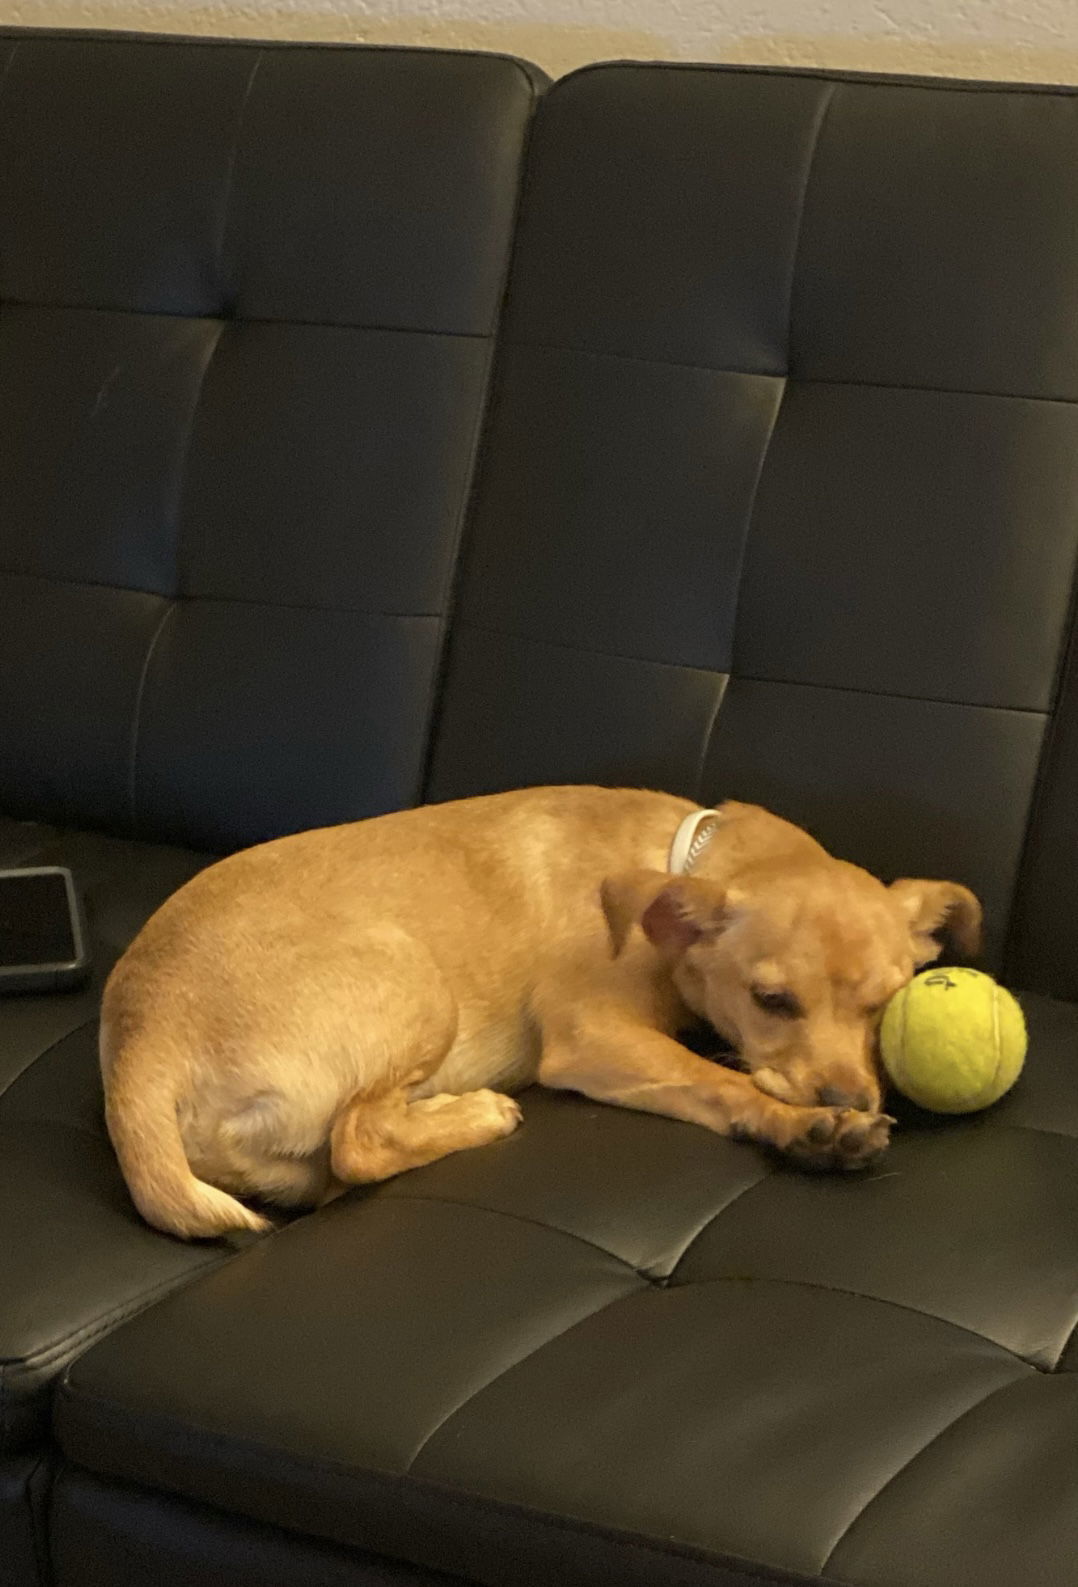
[819,1085,873,1111]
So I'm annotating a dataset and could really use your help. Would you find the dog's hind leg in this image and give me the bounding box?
[329,1088,522,1184]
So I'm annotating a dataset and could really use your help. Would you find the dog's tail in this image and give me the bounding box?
[104,1040,270,1240]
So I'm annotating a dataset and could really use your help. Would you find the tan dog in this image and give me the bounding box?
[101,787,981,1238]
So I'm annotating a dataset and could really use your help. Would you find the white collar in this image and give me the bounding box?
[668,807,722,875]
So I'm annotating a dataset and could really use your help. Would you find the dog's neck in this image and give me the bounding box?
[668,808,723,875]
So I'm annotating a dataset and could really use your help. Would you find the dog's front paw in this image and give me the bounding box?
[782,1107,894,1174]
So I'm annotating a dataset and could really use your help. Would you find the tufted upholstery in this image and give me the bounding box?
[429,65,1078,972]
[7,38,1078,1587]
[53,1040,1078,1587]
[0,30,542,1587]
[0,30,541,852]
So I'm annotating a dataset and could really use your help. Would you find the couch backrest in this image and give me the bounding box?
[0,31,540,851]
[1008,632,1078,998]
[429,64,1078,971]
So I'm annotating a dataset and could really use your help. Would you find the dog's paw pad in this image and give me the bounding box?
[784,1108,892,1174]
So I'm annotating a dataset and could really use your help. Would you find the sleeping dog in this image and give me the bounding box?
[101,787,980,1237]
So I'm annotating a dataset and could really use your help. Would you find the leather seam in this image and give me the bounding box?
[666,1173,774,1276]
[1002,528,1078,985]
[715,373,788,757]
[450,618,1049,716]
[57,1381,832,1587]
[1,1256,225,1380]
[784,83,838,377]
[127,600,180,834]
[0,1015,97,1101]
[0,35,20,100]
[734,673,1046,716]
[802,373,1078,406]
[669,1273,1042,1372]
[0,565,440,618]
[413,338,498,802]
[501,337,1078,407]
[213,50,263,304]
[693,674,731,803]
[820,1375,1025,1572]
[419,81,545,798]
[455,617,726,674]
[401,1284,644,1475]
[376,1190,650,1273]
[27,1451,52,1583]
[506,338,785,379]
[712,88,835,756]
[999,1119,1078,1146]
[0,297,491,337]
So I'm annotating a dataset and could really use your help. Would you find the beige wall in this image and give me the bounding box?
[5,0,1078,84]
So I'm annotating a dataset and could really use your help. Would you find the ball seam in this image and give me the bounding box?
[893,980,910,1099]
[981,979,1006,1110]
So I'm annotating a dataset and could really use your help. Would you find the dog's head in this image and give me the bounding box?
[600,854,981,1113]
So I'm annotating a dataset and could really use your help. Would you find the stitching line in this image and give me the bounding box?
[785,84,838,378]
[500,334,1078,405]
[127,601,179,834]
[382,1190,650,1271]
[402,1283,643,1475]
[0,1015,97,1101]
[693,675,731,804]
[454,617,721,674]
[213,51,263,303]
[675,1274,1041,1371]
[413,338,499,803]
[820,1375,1025,1571]
[999,1119,1078,1145]
[57,1379,834,1587]
[509,339,784,379]
[417,78,543,800]
[0,297,487,337]
[0,36,20,100]
[0,565,441,616]
[1002,518,1078,985]
[653,85,840,801]
[449,619,1049,717]
[1,1255,226,1378]
[665,1172,773,1276]
[711,85,836,763]
[8,288,1078,401]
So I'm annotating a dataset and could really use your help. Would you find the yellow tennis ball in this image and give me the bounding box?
[880,968,1026,1114]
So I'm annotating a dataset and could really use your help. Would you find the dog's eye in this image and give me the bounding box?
[751,987,803,1020]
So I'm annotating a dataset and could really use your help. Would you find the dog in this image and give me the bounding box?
[101,786,981,1238]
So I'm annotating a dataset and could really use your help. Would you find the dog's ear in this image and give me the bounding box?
[600,871,729,959]
[890,879,983,965]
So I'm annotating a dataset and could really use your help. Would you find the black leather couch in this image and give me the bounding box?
[4,29,1078,1587]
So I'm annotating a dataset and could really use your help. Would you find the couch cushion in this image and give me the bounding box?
[57,992,1078,1587]
[0,820,232,1455]
[0,1454,50,1587]
[49,1469,461,1587]
[0,30,541,852]
[428,64,1078,973]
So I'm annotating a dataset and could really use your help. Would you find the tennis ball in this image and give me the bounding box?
[880,968,1026,1114]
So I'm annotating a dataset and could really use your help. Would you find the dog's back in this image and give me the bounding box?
[102,786,692,1235]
